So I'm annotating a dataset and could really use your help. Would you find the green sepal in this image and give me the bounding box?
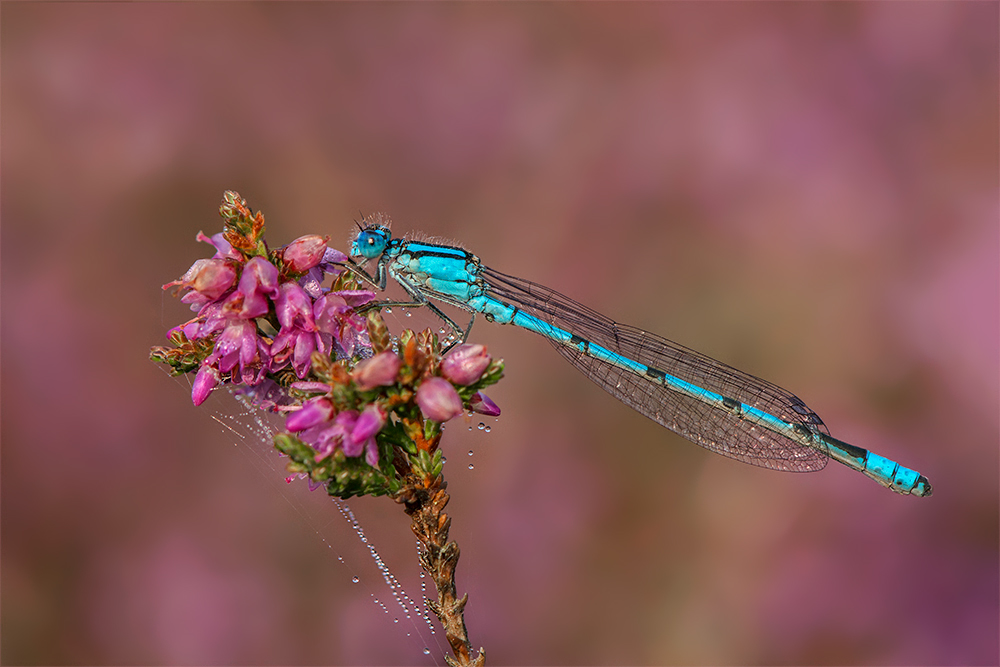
[149,330,215,376]
[273,431,402,499]
[423,418,442,443]
[411,448,444,479]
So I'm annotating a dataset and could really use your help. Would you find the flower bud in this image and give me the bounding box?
[163,258,236,302]
[440,344,491,385]
[282,235,329,273]
[352,351,402,390]
[468,391,501,416]
[352,404,386,442]
[191,364,221,406]
[192,259,237,299]
[285,397,334,432]
[416,377,464,422]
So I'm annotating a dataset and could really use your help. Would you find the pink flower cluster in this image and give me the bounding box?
[285,398,387,467]
[283,344,500,466]
[164,231,375,406]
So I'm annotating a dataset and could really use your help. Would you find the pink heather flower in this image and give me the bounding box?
[164,258,238,310]
[168,318,202,341]
[351,404,386,467]
[191,364,221,406]
[320,246,349,270]
[352,403,386,442]
[233,379,294,412]
[307,411,358,461]
[285,397,334,432]
[336,290,378,309]
[416,377,464,422]
[269,326,317,379]
[270,283,321,378]
[313,291,375,357]
[196,230,241,260]
[204,319,268,385]
[352,351,401,390]
[468,391,501,416]
[295,403,384,467]
[189,259,238,300]
[236,256,279,318]
[300,247,351,298]
[440,344,491,385]
[281,235,329,273]
[275,282,316,331]
[189,300,229,340]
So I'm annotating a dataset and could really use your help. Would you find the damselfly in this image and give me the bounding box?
[340,220,932,497]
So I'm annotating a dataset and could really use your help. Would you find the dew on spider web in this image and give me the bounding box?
[196,386,446,658]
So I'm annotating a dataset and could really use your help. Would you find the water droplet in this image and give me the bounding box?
[423,648,431,655]
[352,576,359,583]
[484,426,491,433]
[405,311,412,317]
[441,456,447,463]
[477,422,485,430]
[385,307,393,313]
[394,617,399,623]
[468,449,473,456]
[468,463,474,470]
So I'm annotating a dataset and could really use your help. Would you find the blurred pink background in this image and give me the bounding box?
[2,3,997,665]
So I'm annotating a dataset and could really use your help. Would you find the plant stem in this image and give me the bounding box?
[395,471,485,667]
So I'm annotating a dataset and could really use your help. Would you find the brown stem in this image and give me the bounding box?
[395,472,485,667]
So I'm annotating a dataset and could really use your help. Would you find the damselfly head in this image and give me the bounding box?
[350,213,392,259]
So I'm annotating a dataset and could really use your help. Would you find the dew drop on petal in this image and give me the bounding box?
[468,463,474,470]
[423,648,431,655]
[352,576,359,583]
[477,423,485,430]
[468,449,473,456]
[484,426,491,433]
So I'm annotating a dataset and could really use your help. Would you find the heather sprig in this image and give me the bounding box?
[152,192,496,666]
[151,191,503,500]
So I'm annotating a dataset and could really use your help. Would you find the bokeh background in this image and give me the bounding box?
[3,3,997,665]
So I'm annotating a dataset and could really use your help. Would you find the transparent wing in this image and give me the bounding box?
[481,267,829,472]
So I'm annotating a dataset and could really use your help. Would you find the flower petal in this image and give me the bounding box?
[191,364,221,406]
[469,391,501,416]
[352,351,401,390]
[416,377,464,422]
[285,397,334,432]
[441,344,491,385]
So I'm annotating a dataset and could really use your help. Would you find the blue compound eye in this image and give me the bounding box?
[353,229,389,259]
